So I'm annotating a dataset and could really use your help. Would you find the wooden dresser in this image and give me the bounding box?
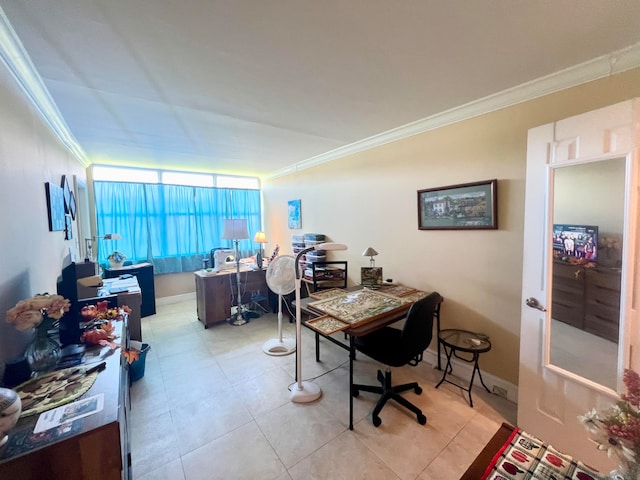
[0,321,130,479]
[551,262,621,341]
[195,267,268,327]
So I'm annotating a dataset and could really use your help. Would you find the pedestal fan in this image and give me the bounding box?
[262,255,296,356]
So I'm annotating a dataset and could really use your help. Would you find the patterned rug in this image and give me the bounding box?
[481,428,607,480]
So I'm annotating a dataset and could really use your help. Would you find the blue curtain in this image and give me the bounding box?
[94,182,261,274]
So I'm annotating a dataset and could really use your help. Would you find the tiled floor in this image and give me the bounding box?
[130,300,517,480]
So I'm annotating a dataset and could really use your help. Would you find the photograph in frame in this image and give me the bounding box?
[417,179,498,230]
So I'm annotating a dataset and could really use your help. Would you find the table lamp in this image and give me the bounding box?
[254,231,267,268]
[222,219,249,326]
[362,247,378,267]
[84,233,122,262]
[293,241,348,403]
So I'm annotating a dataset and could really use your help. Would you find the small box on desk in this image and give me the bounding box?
[76,275,103,299]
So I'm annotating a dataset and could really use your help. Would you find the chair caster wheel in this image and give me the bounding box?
[372,415,382,427]
[414,386,423,395]
[417,414,427,425]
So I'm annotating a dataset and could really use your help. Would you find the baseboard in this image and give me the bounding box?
[423,347,519,404]
[156,292,196,306]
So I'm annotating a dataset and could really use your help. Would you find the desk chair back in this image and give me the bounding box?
[399,291,443,365]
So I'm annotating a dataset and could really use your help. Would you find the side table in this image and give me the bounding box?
[436,329,491,407]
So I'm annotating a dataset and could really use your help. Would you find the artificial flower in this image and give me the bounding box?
[6,294,70,331]
[579,368,640,474]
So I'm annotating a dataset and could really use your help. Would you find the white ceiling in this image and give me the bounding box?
[1,1,640,178]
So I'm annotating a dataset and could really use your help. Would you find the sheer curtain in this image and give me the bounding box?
[94,182,261,273]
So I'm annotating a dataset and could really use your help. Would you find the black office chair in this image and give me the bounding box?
[351,291,443,427]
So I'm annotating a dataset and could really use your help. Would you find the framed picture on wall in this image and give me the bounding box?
[417,179,498,230]
[64,214,73,240]
[61,175,72,214]
[288,199,301,229]
[45,182,66,231]
[69,191,77,220]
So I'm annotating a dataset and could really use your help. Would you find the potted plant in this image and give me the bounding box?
[107,250,126,268]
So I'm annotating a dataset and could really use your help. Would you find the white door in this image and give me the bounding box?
[518,99,639,471]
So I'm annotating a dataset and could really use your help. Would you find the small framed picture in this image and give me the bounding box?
[418,179,498,230]
[288,199,301,229]
[64,214,73,240]
[361,267,383,287]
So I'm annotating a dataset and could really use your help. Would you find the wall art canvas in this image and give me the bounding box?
[288,199,301,229]
[45,182,66,231]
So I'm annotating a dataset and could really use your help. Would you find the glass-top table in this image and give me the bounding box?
[436,329,492,406]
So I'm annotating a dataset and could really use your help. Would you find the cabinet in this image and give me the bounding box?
[104,263,156,318]
[310,261,348,291]
[0,321,130,479]
[551,262,621,341]
[195,268,267,328]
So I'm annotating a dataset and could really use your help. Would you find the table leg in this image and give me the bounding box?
[315,332,320,362]
[349,335,355,431]
[435,345,454,389]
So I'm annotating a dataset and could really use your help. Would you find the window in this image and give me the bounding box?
[94,181,261,274]
[92,165,259,189]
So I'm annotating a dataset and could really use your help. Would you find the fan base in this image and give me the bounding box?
[262,338,296,356]
[290,381,321,403]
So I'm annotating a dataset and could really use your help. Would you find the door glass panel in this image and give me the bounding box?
[549,157,626,390]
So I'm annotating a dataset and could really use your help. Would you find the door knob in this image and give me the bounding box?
[526,297,547,312]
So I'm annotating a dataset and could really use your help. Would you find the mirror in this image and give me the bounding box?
[549,157,626,390]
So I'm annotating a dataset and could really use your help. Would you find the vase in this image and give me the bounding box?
[25,316,61,374]
[0,387,21,447]
[109,259,124,269]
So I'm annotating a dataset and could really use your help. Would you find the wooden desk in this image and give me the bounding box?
[195,267,267,328]
[0,321,131,480]
[299,287,429,430]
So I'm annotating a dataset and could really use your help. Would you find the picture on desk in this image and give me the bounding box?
[308,289,410,325]
[361,267,383,287]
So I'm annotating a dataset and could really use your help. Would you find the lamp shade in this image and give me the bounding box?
[254,231,268,243]
[222,219,249,240]
[362,247,378,257]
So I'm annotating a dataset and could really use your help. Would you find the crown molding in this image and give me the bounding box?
[268,42,640,180]
[0,8,88,166]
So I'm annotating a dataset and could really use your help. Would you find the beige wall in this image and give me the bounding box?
[262,68,640,386]
[0,63,87,376]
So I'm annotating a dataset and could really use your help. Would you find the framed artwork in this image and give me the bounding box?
[61,175,72,214]
[68,191,77,220]
[361,267,383,287]
[64,215,73,240]
[417,179,498,230]
[288,199,301,229]
[45,182,66,231]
